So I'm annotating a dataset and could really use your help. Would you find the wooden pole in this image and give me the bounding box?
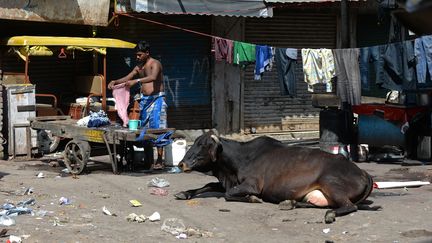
[102,54,107,111]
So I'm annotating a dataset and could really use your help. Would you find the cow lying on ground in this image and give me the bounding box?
[175,132,380,223]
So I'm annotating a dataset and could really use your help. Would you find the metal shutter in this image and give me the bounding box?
[244,9,337,133]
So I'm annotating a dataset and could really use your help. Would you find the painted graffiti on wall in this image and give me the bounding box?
[164,56,210,107]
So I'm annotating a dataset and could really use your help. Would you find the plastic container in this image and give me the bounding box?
[165,139,187,167]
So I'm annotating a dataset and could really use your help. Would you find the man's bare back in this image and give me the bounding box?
[136,57,164,96]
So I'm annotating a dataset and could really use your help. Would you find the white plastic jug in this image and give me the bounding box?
[165,139,187,166]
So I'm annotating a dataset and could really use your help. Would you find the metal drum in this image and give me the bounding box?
[357,115,405,147]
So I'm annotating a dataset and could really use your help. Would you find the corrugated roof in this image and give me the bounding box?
[265,0,365,2]
[128,0,273,17]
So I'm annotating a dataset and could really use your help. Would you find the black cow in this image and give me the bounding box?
[175,132,380,223]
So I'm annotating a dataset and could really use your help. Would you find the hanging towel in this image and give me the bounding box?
[112,82,130,127]
[275,48,297,96]
[254,45,273,80]
[214,37,234,64]
[301,49,335,92]
[333,48,361,105]
[233,41,256,68]
[414,35,432,84]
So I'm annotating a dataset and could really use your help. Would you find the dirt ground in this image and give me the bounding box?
[1,156,432,243]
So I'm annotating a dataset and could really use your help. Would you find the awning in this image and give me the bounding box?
[128,0,273,17]
[3,36,136,49]
[3,36,136,60]
[264,0,365,2]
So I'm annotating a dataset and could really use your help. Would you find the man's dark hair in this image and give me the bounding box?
[135,41,150,53]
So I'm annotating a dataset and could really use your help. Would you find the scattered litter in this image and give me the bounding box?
[1,206,33,216]
[126,213,147,223]
[36,172,44,178]
[373,181,430,189]
[161,218,186,236]
[148,177,170,188]
[17,198,35,207]
[7,235,22,243]
[35,210,48,217]
[61,168,70,174]
[323,228,331,234]
[59,197,71,205]
[129,200,142,207]
[0,228,8,237]
[49,161,59,167]
[167,167,182,173]
[149,188,168,196]
[148,212,160,222]
[102,206,117,216]
[185,227,213,238]
[186,200,200,207]
[52,217,65,227]
[2,204,15,210]
[23,187,34,195]
[21,235,31,240]
[176,233,187,239]
[0,215,15,226]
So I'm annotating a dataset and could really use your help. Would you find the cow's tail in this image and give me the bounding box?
[354,171,374,205]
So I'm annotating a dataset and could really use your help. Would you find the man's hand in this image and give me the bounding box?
[108,80,116,90]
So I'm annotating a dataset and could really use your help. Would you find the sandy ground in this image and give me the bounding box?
[1,156,432,243]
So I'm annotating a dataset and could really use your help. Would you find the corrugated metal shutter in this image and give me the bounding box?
[99,14,212,129]
[244,9,337,132]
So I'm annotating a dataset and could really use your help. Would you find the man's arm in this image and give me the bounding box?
[108,67,138,89]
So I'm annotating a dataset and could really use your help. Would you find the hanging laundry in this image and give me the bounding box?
[301,49,335,92]
[333,48,361,105]
[359,45,386,91]
[414,35,432,84]
[214,37,234,64]
[275,48,297,96]
[254,45,273,80]
[382,40,417,91]
[233,41,256,68]
[112,82,130,127]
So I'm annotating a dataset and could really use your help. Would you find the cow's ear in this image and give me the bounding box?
[209,135,221,162]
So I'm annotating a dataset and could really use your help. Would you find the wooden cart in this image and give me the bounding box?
[30,116,175,174]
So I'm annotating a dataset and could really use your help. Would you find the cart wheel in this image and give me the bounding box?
[63,140,90,174]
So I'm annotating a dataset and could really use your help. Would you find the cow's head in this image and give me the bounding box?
[178,132,221,173]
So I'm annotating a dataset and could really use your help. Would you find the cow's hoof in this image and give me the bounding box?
[279,200,296,210]
[174,191,190,200]
[247,195,263,203]
[324,210,336,224]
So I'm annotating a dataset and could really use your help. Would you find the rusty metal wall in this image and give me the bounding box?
[243,9,337,132]
[99,14,212,129]
[0,0,110,26]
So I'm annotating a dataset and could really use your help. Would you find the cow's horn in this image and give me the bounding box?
[210,134,220,144]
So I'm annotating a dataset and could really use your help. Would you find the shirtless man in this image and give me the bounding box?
[108,41,167,170]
